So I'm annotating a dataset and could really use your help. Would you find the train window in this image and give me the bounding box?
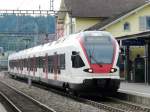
[22,59,24,67]
[27,58,32,71]
[27,59,29,70]
[24,59,28,67]
[39,57,44,68]
[9,60,14,69]
[30,58,33,71]
[48,56,53,73]
[14,60,16,67]
[71,51,85,68]
[12,60,14,69]
[19,60,21,70]
[43,57,46,72]
[59,54,65,69]
[20,59,23,70]
[36,57,39,68]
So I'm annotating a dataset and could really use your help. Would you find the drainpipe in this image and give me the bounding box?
[144,41,148,84]
[148,40,150,84]
[70,10,73,34]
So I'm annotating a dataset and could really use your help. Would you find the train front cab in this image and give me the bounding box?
[69,32,120,94]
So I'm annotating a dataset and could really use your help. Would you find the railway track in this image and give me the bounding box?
[0,92,21,112]
[30,81,150,112]
[85,97,150,112]
[98,97,150,112]
[0,81,56,112]
[2,75,150,112]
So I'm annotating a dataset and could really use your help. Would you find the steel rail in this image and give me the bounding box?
[0,91,22,112]
[0,81,56,112]
[6,74,150,112]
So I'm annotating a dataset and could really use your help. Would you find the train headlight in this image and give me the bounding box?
[83,68,93,73]
[110,68,117,73]
[111,68,115,72]
[88,68,93,73]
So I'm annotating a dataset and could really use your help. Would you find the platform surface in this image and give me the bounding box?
[119,82,150,98]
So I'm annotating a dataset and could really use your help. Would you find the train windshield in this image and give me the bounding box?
[83,35,114,64]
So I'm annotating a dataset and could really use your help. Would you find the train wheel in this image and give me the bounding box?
[65,84,72,94]
[65,83,78,96]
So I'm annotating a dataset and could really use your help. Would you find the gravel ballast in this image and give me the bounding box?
[0,72,105,112]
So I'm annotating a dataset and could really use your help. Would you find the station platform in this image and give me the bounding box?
[119,82,150,97]
[117,82,150,106]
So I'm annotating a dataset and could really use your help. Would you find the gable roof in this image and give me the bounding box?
[86,1,150,30]
[63,0,147,18]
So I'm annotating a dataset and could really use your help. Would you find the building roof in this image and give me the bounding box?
[86,1,150,30]
[116,30,150,40]
[62,0,147,18]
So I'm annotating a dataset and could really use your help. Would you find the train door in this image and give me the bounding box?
[53,52,58,80]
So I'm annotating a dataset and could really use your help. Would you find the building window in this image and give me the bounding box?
[139,16,150,31]
[146,16,150,29]
[123,22,130,31]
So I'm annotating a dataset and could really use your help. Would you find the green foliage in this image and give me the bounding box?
[0,15,55,52]
[0,15,55,33]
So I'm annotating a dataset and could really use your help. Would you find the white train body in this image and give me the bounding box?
[8,31,120,93]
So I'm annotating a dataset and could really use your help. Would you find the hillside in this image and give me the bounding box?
[0,15,55,33]
[0,15,55,52]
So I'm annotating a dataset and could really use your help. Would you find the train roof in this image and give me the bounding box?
[8,31,113,60]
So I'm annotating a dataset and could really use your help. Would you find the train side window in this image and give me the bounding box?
[9,60,14,69]
[71,51,85,68]
[48,56,53,73]
[36,57,39,68]
[20,59,23,70]
[22,59,25,67]
[43,57,46,72]
[30,58,32,71]
[27,59,30,70]
[59,54,65,69]
[39,57,43,68]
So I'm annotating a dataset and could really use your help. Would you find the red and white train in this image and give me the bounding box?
[8,31,120,95]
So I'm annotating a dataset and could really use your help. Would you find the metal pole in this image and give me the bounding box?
[70,11,73,34]
[55,15,58,40]
[144,43,148,84]
[148,40,150,85]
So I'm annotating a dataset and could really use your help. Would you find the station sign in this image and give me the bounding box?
[122,39,145,46]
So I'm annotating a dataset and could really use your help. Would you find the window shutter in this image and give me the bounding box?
[139,16,146,31]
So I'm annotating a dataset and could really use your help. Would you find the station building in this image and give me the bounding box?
[87,1,150,84]
[57,0,150,84]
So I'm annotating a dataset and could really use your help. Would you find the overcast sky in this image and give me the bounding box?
[0,0,61,10]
